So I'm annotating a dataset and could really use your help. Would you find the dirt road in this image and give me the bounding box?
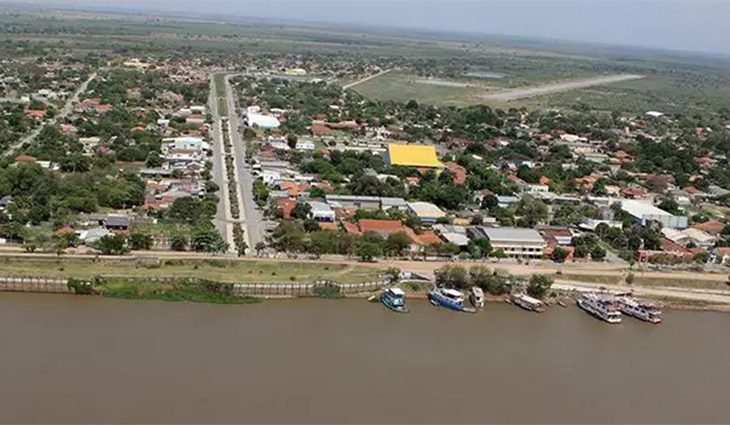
[481,74,643,102]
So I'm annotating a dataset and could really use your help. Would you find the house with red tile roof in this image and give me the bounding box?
[14,155,36,163]
[24,109,47,119]
[445,162,467,185]
[691,220,725,236]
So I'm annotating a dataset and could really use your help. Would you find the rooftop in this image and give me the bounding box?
[387,143,443,168]
[481,227,545,243]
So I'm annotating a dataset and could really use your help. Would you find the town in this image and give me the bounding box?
[2,7,730,311]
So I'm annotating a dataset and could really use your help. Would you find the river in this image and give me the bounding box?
[0,292,728,424]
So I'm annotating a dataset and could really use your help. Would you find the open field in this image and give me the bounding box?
[0,256,384,284]
[351,71,485,106]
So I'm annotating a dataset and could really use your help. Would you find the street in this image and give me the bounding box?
[3,71,98,158]
[223,74,266,252]
[208,74,235,252]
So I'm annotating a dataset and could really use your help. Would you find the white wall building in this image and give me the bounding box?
[620,200,688,229]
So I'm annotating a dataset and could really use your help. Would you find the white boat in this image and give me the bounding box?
[577,293,622,324]
[616,296,662,323]
[469,287,485,308]
[429,288,475,312]
[511,293,545,313]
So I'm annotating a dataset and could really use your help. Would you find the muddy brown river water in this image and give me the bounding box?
[0,292,728,423]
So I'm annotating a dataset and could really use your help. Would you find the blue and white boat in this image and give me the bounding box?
[381,287,408,313]
[429,288,475,312]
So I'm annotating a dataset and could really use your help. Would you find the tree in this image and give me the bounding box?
[357,241,382,262]
[286,134,298,149]
[658,197,681,215]
[693,251,710,264]
[268,220,306,254]
[551,246,569,263]
[384,232,412,257]
[303,219,321,232]
[291,202,311,220]
[435,265,468,290]
[94,234,128,255]
[526,274,553,299]
[170,233,188,251]
[590,245,607,261]
[167,197,215,224]
[129,232,154,250]
[515,196,548,227]
[191,226,228,253]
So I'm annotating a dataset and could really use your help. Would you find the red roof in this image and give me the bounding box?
[310,124,331,136]
[445,162,467,185]
[14,155,36,162]
[691,220,725,235]
[24,109,46,119]
[278,198,297,219]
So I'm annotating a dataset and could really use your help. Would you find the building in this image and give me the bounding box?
[307,201,335,222]
[295,141,316,151]
[324,194,408,211]
[620,200,688,229]
[385,143,444,168]
[325,194,381,210]
[246,112,281,129]
[407,202,446,224]
[468,227,546,258]
[433,224,470,247]
[661,227,716,248]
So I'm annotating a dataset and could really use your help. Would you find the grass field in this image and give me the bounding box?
[352,71,484,107]
[0,257,383,284]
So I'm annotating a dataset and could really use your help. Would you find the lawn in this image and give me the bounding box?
[0,257,384,284]
[352,72,485,107]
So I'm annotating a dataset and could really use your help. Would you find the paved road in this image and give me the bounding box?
[3,71,97,158]
[223,74,265,252]
[208,74,234,252]
[480,74,643,102]
[342,68,392,89]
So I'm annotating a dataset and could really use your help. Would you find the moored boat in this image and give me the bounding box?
[616,296,661,323]
[577,292,622,323]
[381,287,408,313]
[469,286,485,308]
[429,287,472,312]
[511,293,545,313]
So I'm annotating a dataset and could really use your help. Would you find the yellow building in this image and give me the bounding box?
[386,143,444,168]
[283,68,307,76]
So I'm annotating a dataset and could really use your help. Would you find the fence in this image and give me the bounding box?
[0,275,388,297]
[232,280,387,297]
[0,276,70,293]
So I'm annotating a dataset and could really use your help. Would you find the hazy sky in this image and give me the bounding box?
[16,0,730,55]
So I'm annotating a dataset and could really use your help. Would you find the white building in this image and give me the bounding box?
[620,200,688,229]
[246,112,280,129]
[469,227,546,258]
[307,201,335,222]
[261,170,282,186]
[295,141,316,151]
[407,202,446,224]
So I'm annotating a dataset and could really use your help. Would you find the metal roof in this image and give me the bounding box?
[387,143,443,168]
[482,227,545,243]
